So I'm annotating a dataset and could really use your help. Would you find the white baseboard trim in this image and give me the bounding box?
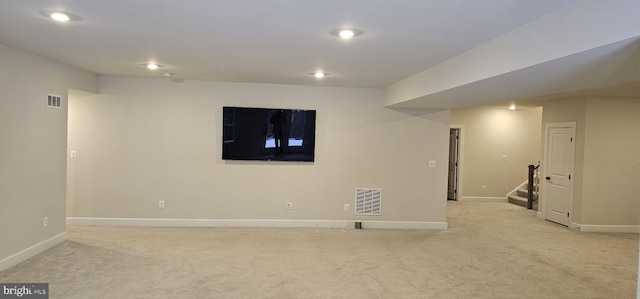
[67,217,447,230]
[67,217,347,228]
[459,196,507,202]
[576,224,640,233]
[570,222,581,230]
[0,232,67,271]
[359,221,448,230]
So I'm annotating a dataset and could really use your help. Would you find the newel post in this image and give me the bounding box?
[527,164,535,209]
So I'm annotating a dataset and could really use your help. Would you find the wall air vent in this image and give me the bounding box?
[355,188,382,215]
[47,94,61,108]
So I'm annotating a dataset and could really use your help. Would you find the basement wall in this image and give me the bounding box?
[66,75,450,227]
[541,96,640,228]
[0,43,97,270]
[581,97,640,226]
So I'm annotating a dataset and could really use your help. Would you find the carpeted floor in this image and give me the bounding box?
[1,202,638,298]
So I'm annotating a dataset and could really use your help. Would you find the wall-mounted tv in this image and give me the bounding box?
[222,106,316,162]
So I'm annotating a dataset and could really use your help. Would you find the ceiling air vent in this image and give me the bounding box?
[355,188,381,216]
[47,94,61,108]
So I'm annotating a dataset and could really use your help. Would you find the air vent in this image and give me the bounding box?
[47,94,61,108]
[355,188,381,215]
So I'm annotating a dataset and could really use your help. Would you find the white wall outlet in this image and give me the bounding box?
[501,154,508,161]
[481,185,486,191]
[428,160,436,168]
[158,200,165,208]
[70,150,77,159]
[286,202,294,210]
[43,216,48,227]
[344,204,350,211]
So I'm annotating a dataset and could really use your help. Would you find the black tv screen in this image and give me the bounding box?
[222,106,316,162]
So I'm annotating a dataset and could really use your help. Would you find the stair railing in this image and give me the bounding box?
[527,163,540,209]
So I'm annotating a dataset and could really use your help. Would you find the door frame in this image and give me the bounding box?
[541,122,576,227]
[449,124,465,201]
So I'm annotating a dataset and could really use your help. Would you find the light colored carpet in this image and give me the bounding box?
[1,202,637,298]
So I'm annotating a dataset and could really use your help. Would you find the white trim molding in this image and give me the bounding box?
[459,196,507,202]
[67,217,447,230]
[67,217,347,228]
[570,222,581,230]
[0,232,67,271]
[577,224,640,233]
[361,221,447,230]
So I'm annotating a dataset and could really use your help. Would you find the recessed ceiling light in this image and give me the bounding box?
[330,28,364,39]
[163,72,174,77]
[51,12,70,22]
[39,10,82,22]
[509,105,517,110]
[311,72,329,79]
[339,30,354,39]
[142,63,165,70]
[140,63,166,72]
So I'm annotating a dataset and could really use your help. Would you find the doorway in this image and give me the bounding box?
[448,128,460,201]
[542,122,576,226]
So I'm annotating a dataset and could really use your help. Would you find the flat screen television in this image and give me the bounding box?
[222,106,316,162]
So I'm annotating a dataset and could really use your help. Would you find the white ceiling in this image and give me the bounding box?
[0,0,577,89]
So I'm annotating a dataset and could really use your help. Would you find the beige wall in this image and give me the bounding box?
[450,107,542,199]
[67,76,450,224]
[541,96,640,226]
[0,43,96,267]
[581,97,640,225]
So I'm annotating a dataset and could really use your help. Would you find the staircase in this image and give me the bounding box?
[506,163,540,210]
[507,184,538,210]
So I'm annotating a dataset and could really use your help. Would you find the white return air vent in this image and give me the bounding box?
[47,94,61,108]
[355,188,381,216]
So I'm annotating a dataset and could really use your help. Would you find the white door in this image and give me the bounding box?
[447,129,459,200]
[543,124,575,226]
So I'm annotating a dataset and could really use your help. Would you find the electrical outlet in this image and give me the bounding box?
[344,204,350,211]
[286,202,294,210]
[43,216,48,227]
[70,150,77,159]
[482,185,486,191]
[159,200,165,208]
